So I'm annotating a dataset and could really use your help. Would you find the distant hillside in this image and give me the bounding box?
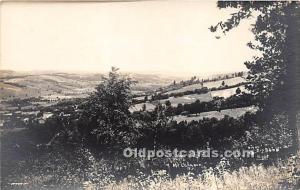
[0,70,18,78]
[0,73,100,100]
[0,71,184,101]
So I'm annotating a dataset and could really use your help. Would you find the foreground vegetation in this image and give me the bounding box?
[106,159,300,190]
[3,146,299,189]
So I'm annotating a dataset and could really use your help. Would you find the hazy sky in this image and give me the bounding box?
[0,1,257,76]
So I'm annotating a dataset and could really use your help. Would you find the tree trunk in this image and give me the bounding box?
[284,2,300,153]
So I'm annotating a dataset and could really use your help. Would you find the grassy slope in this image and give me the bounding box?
[173,106,258,122]
[164,77,246,95]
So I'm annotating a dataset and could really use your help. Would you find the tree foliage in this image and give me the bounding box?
[79,67,139,147]
[212,1,300,152]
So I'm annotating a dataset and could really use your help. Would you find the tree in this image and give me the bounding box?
[165,100,173,116]
[212,2,300,153]
[151,103,169,149]
[236,87,241,95]
[221,81,225,87]
[80,67,138,147]
[142,104,147,112]
[144,95,148,102]
[177,103,184,115]
[193,99,201,115]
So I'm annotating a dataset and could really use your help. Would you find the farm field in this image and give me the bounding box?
[130,102,157,112]
[131,94,211,111]
[162,93,212,106]
[203,77,246,88]
[165,77,246,95]
[173,106,258,122]
[211,85,246,98]
[131,85,246,111]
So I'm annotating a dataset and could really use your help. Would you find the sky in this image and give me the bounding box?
[0,1,257,77]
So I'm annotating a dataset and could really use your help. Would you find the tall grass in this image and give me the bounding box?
[105,157,300,190]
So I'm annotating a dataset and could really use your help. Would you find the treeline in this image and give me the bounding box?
[133,92,255,118]
[135,113,254,149]
[133,82,248,104]
[170,71,245,88]
[171,93,255,116]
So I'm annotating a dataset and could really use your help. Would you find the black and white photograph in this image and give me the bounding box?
[0,0,300,189]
